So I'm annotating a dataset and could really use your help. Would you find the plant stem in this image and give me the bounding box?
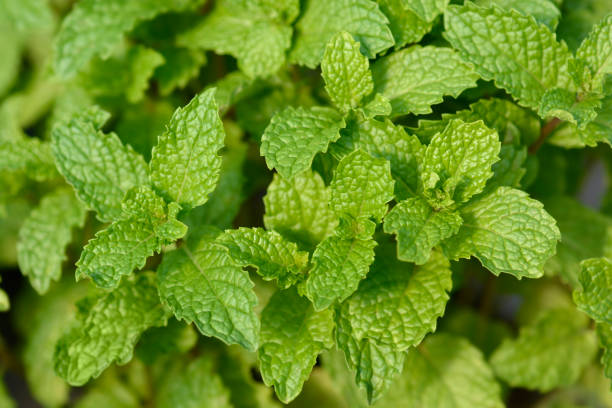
[529,118,562,154]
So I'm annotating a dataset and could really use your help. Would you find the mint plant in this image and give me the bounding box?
[1,0,612,407]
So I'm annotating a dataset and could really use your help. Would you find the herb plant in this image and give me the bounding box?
[1,0,612,407]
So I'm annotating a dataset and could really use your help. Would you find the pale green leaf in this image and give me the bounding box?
[53,0,203,77]
[51,108,149,222]
[330,149,394,222]
[177,0,291,78]
[371,46,479,116]
[491,308,598,391]
[384,197,462,264]
[402,0,449,22]
[549,95,612,148]
[342,249,452,351]
[150,88,225,209]
[17,189,86,294]
[538,88,601,128]
[444,3,573,110]
[442,187,560,279]
[305,230,377,311]
[216,227,309,288]
[0,138,58,181]
[378,334,504,408]
[335,307,405,404]
[156,355,233,408]
[422,119,500,205]
[475,0,560,29]
[0,23,20,97]
[574,258,612,325]
[375,0,432,48]
[290,0,394,68]
[54,273,170,386]
[0,0,54,34]
[258,287,334,403]
[261,106,345,179]
[596,323,612,388]
[333,116,424,199]
[157,239,260,351]
[0,288,8,312]
[263,171,338,248]
[321,31,373,112]
[576,14,612,91]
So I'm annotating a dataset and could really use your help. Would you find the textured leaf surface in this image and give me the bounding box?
[51,108,149,222]
[343,248,452,351]
[177,1,292,78]
[334,117,424,199]
[576,14,612,91]
[573,258,612,324]
[490,308,598,391]
[444,3,573,110]
[216,227,309,288]
[154,47,206,95]
[380,334,503,408]
[264,171,338,248]
[150,89,225,209]
[258,287,334,403]
[54,273,170,386]
[305,232,377,311]
[321,31,373,112]
[384,197,462,264]
[290,0,394,67]
[17,189,86,294]
[157,239,260,351]
[475,0,560,29]
[335,307,404,403]
[402,0,449,22]
[442,187,560,279]
[156,355,233,408]
[422,120,500,205]
[371,46,478,115]
[375,0,431,48]
[330,150,394,221]
[0,138,58,181]
[53,0,201,77]
[261,106,345,180]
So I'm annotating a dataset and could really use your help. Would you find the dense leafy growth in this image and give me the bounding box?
[1,0,612,407]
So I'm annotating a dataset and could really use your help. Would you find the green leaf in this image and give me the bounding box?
[596,323,612,388]
[305,227,377,311]
[371,46,479,116]
[154,47,207,95]
[335,307,405,404]
[0,288,8,312]
[549,95,612,148]
[216,227,309,289]
[0,0,55,34]
[258,287,334,403]
[78,45,164,103]
[321,31,373,112]
[576,14,612,92]
[54,273,170,386]
[490,308,598,392]
[0,24,21,98]
[53,0,203,77]
[76,186,186,288]
[17,189,86,294]
[150,88,225,209]
[442,187,560,279]
[263,171,338,248]
[380,334,504,408]
[157,238,260,351]
[0,138,58,181]
[538,88,601,128]
[334,116,424,199]
[402,0,449,22]
[422,119,500,205]
[135,319,197,365]
[475,0,560,29]
[290,0,394,68]
[573,258,612,325]
[156,355,233,408]
[340,248,452,351]
[330,149,394,222]
[51,107,149,222]
[261,106,345,179]
[375,0,432,48]
[384,197,462,265]
[177,0,292,78]
[444,3,573,110]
